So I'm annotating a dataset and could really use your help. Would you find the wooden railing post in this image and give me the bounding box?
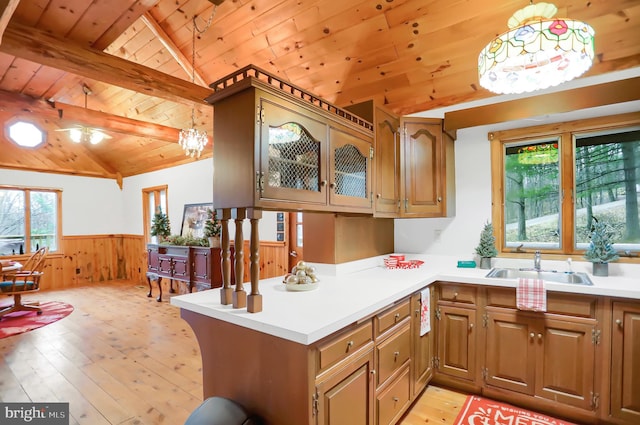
[232,208,246,309]
[217,208,233,305]
[247,208,262,313]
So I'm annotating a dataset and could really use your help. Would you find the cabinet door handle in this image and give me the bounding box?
[321,180,327,187]
[392,397,399,402]
[347,340,354,349]
[615,319,623,327]
[530,332,535,339]
[537,333,543,340]
[437,196,442,202]
[469,323,474,330]
[376,193,381,198]
[394,351,400,358]
[370,370,376,376]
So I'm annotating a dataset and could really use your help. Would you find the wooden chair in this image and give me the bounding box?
[0,246,48,319]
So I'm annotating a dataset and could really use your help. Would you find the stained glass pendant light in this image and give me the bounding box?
[478,1,595,94]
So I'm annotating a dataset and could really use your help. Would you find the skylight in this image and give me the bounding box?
[7,120,45,148]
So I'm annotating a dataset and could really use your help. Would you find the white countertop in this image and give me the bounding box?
[170,255,640,345]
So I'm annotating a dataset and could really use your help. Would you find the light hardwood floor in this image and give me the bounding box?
[0,281,467,425]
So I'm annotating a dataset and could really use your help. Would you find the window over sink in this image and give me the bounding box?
[491,113,640,260]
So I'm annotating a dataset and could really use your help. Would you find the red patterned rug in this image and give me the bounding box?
[455,395,577,425]
[0,301,74,338]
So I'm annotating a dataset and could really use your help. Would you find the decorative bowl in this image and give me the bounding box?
[285,282,319,292]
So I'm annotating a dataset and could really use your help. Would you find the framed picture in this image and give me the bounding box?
[276,212,284,222]
[180,203,213,238]
[277,222,284,232]
[277,232,284,242]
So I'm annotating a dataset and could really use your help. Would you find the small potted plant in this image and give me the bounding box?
[475,221,498,269]
[150,206,171,244]
[203,208,221,248]
[584,218,619,276]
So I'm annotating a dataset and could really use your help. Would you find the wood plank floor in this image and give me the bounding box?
[0,281,467,425]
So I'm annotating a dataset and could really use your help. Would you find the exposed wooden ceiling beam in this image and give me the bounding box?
[0,89,190,143]
[0,0,19,44]
[140,12,207,87]
[0,21,213,106]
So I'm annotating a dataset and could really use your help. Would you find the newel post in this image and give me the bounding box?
[247,208,262,313]
[232,208,247,309]
[217,208,233,305]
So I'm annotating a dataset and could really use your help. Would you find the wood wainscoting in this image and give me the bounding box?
[10,235,289,291]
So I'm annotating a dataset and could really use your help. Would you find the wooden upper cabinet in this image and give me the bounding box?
[345,101,455,218]
[207,66,373,214]
[373,105,401,217]
[400,118,455,218]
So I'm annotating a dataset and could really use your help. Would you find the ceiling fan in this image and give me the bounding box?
[55,84,112,145]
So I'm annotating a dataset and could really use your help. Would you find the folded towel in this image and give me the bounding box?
[517,278,546,312]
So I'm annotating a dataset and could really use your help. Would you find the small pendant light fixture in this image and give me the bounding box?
[179,8,217,158]
[478,1,595,95]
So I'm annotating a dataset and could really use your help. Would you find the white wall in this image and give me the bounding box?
[0,169,124,235]
[1,159,278,240]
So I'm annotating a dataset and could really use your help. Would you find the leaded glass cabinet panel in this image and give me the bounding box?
[260,98,328,205]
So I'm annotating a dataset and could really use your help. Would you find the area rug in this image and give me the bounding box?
[0,301,74,338]
[455,395,577,425]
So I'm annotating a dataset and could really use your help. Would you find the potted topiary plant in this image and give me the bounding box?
[150,206,171,244]
[475,221,498,269]
[203,208,221,248]
[584,218,619,276]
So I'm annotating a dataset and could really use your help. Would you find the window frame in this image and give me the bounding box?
[0,185,62,255]
[490,112,640,262]
[142,185,169,243]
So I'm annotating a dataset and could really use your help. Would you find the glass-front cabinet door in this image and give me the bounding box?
[329,126,373,211]
[259,98,328,205]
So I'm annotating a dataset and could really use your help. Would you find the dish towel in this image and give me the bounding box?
[420,288,430,336]
[517,278,547,312]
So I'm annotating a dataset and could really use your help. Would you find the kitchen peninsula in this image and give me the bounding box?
[171,255,640,425]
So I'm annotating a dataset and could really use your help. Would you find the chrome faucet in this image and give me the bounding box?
[534,250,542,271]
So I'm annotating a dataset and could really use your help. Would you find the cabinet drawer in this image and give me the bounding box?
[317,320,373,374]
[375,299,410,337]
[439,283,476,305]
[486,288,597,318]
[547,292,597,318]
[376,365,410,425]
[376,323,411,386]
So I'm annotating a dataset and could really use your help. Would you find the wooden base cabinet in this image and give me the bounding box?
[433,283,479,391]
[610,301,640,423]
[315,347,375,425]
[484,308,597,411]
[411,290,434,397]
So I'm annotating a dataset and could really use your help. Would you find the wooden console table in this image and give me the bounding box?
[146,244,234,301]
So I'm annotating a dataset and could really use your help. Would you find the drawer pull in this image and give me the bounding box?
[453,292,458,298]
[347,340,354,349]
[394,351,400,358]
[394,313,400,321]
[371,370,376,375]
[392,397,399,402]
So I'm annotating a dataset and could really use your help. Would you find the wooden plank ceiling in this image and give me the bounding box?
[0,0,639,181]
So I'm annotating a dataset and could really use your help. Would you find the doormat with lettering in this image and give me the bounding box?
[454,395,577,425]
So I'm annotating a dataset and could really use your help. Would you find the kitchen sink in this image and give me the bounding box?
[485,268,594,285]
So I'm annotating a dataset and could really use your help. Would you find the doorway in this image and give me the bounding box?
[288,212,303,270]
